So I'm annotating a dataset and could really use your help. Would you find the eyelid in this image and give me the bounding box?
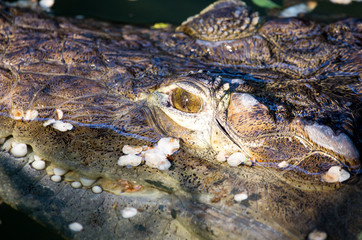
[174,82,208,101]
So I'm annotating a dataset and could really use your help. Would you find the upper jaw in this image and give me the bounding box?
[214,91,360,175]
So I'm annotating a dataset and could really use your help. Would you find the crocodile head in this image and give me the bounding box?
[145,0,360,181]
[0,0,361,239]
[147,73,360,180]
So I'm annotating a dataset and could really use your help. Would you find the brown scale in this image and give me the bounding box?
[0,1,361,239]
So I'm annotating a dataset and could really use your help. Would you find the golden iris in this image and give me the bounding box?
[171,88,202,113]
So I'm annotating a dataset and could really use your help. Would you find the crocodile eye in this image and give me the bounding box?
[171,88,202,113]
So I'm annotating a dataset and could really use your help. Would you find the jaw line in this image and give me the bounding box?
[214,116,245,153]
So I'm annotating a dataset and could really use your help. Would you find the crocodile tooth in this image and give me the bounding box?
[251,12,259,26]
[227,152,247,167]
[10,109,24,120]
[216,151,228,162]
[43,119,56,127]
[118,154,142,167]
[91,186,103,194]
[156,137,180,155]
[39,0,55,9]
[10,142,28,157]
[120,207,138,218]
[322,166,350,183]
[53,167,68,176]
[308,230,327,240]
[144,148,170,170]
[55,109,64,120]
[122,145,143,155]
[24,109,38,121]
[278,161,289,168]
[34,155,42,161]
[68,222,83,232]
[157,160,171,171]
[71,181,82,189]
[31,160,46,170]
[234,192,248,202]
[50,175,62,182]
[79,177,97,187]
[52,121,73,132]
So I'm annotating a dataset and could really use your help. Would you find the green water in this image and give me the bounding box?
[51,0,362,23]
[6,0,361,24]
[50,0,361,23]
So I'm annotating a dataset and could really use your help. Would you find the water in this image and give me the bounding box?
[6,0,361,24]
[50,0,361,24]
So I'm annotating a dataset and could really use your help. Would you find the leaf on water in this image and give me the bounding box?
[151,23,171,29]
[252,0,281,8]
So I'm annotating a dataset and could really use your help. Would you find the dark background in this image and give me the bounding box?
[51,0,362,24]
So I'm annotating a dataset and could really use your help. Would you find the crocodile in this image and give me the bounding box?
[0,0,361,239]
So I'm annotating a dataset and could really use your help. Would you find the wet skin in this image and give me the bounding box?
[0,0,361,239]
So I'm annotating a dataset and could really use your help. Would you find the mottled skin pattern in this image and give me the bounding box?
[0,0,361,239]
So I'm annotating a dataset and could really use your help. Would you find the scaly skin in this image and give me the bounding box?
[0,1,361,239]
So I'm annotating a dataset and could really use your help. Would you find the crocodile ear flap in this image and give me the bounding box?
[176,0,259,41]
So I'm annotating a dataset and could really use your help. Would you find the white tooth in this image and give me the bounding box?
[234,192,248,202]
[52,121,73,132]
[91,186,103,194]
[278,161,289,168]
[53,167,68,176]
[322,166,350,183]
[156,137,180,155]
[118,154,142,167]
[55,109,63,120]
[120,207,138,218]
[34,155,42,161]
[71,181,82,189]
[40,0,55,9]
[308,229,327,240]
[10,109,24,120]
[157,160,171,171]
[79,177,96,187]
[10,142,28,157]
[227,152,247,167]
[68,222,83,232]
[122,145,142,155]
[24,109,38,121]
[43,119,56,127]
[31,160,46,170]
[216,151,228,162]
[144,149,171,170]
[50,175,62,182]
[339,169,350,182]
[251,15,259,26]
